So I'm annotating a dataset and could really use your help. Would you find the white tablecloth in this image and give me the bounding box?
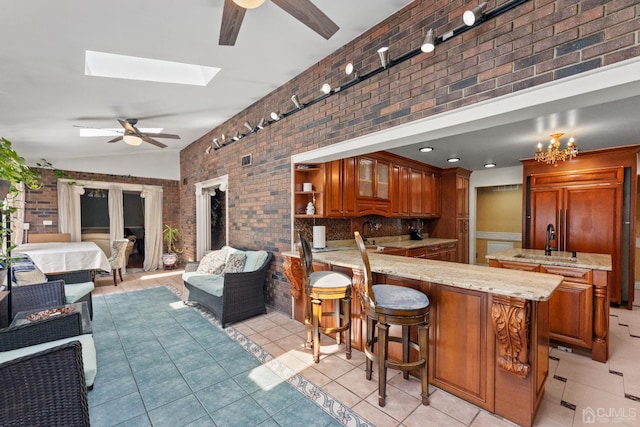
[13,242,111,273]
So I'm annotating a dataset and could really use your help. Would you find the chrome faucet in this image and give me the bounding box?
[545,224,556,256]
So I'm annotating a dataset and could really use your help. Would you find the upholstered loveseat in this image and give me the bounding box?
[183,246,272,327]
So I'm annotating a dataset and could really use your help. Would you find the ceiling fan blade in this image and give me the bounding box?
[142,136,167,148]
[272,0,339,40]
[219,0,246,46]
[145,133,181,139]
[108,136,123,143]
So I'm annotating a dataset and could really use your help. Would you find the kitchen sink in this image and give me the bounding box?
[513,253,578,262]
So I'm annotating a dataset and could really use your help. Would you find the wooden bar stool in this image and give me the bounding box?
[354,231,430,407]
[297,232,352,363]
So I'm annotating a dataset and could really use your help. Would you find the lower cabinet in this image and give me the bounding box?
[488,259,609,362]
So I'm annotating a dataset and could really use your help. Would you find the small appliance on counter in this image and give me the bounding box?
[409,219,424,240]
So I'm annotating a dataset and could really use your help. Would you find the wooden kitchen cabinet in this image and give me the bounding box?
[324,158,356,217]
[431,168,471,263]
[391,164,410,216]
[489,258,609,362]
[355,156,391,215]
[524,163,628,305]
[294,163,324,217]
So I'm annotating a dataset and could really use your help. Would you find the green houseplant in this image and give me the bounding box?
[162,224,182,268]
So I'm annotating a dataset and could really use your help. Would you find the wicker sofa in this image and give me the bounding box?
[183,246,272,327]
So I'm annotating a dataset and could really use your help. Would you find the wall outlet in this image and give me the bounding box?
[43,220,53,226]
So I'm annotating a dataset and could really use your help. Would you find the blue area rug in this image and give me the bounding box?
[88,285,372,427]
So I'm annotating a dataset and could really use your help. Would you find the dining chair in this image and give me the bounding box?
[297,232,352,363]
[354,231,430,407]
[108,239,129,286]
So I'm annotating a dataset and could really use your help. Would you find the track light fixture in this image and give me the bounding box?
[463,2,487,26]
[291,95,303,109]
[270,111,282,121]
[243,121,255,132]
[421,29,435,53]
[220,134,227,145]
[257,118,266,129]
[345,62,358,78]
[377,47,390,68]
[213,138,221,148]
[232,131,241,141]
[205,145,212,154]
[321,83,331,94]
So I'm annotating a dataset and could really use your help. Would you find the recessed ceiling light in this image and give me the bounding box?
[447,157,460,163]
[79,128,162,137]
[484,163,496,168]
[85,51,220,86]
[419,147,434,153]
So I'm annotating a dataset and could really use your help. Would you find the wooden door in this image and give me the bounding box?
[409,169,423,217]
[391,164,409,216]
[341,157,357,216]
[456,218,469,263]
[325,160,343,217]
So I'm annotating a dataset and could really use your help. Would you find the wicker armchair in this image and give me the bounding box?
[0,340,90,426]
[184,251,273,327]
[0,311,97,389]
[8,280,66,319]
[46,270,95,319]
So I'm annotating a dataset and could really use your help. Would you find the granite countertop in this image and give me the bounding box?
[284,249,563,301]
[485,248,612,271]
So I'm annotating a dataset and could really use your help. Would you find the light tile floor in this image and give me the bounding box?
[94,270,640,426]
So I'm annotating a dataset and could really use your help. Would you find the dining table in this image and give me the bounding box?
[13,241,111,274]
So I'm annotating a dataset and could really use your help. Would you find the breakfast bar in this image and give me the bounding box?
[283,248,563,427]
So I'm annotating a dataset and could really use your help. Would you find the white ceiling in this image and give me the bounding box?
[2,0,639,179]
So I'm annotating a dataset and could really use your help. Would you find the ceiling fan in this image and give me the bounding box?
[108,119,180,148]
[220,0,339,46]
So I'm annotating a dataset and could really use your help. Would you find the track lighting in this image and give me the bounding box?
[291,95,302,109]
[232,131,241,141]
[243,121,255,132]
[321,83,331,94]
[205,145,212,154]
[212,138,221,148]
[220,134,227,145]
[270,111,282,121]
[463,2,487,26]
[257,118,266,129]
[345,62,358,78]
[377,47,390,68]
[421,29,435,53]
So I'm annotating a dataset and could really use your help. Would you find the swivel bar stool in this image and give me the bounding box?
[354,231,430,407]
[297,232,352,363]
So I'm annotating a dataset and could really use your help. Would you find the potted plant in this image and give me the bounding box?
[162,224,182,269]
[0,137,41,201]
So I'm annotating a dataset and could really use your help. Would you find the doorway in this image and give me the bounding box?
[195,175,229,260]
[210,190,226,250]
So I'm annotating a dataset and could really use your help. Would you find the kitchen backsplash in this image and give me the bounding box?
[295,216,430,243]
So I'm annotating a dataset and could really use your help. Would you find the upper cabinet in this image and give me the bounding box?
[355,156,391,216]
[295,151,443,219]
[324,158,356,217]
[293,164,324,218]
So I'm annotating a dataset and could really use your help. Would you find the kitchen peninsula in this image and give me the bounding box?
[487,248,611,363]
[283,247,563,427]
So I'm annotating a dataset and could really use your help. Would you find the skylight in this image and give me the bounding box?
[79,128,163,137]
[84,51,220,86]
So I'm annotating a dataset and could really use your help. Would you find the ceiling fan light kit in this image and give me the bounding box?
[232,0,266,9]
[123,135,143,146]
[206,0,530,155]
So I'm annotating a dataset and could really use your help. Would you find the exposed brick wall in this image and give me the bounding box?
[190,1,638,315]
[24,169,180,242]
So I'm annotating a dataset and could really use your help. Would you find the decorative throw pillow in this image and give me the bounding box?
[10,255,48,285]
[196,249,228,274]
[222,253,247,276]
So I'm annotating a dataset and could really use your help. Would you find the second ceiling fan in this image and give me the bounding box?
[220,0,339,46]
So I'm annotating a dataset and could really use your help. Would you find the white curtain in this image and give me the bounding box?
[141,186,163,271]
[9,182,25,246]
[57,182,85,241]
[108,186,124,241]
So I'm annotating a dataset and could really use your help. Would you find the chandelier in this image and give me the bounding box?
[535,133,578,165]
